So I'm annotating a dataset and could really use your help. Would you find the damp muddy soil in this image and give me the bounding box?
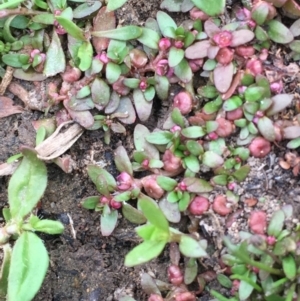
[0,0,300,300]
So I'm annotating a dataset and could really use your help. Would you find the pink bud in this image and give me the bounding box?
[227,182,236,191]
[142,159,149,169]
[30,49,40,59]
[246,59,263,76]
[175,292,196,301]
[139,80,148,91]
[155,59,169,76]
[226,108,244,121]
[235,46,255,57]
[96,51,110,64]
[55,25,67,35]
[112,76,130,95]
[168,265,183,286]
[141,175,165,199]
[266,236,276,245]
[162,150,182,173]
[215,118,233,137]
[216,47,234,65]
[188,196,209,215]
[100,196,110,205]
[117,172,133,191]
[235,7,251,20]
[213,195,232,216]
[110,199,122,209]
[148,294,164,301]
[208,132,218,140]
[270,80,283,93]
[231,280,240,295]
[249,137,271,158]
[255,111,264,118]
[129,49,148,68]
[159,38,172,51]
[189,7,209,20]
[188,58,204,72]
[252,266,259,273]
[238,86,247,95]
[247,19,256,29]
[174,40,184,49]
[173,91,193,115]
[60,66,82,83]
[170,125,182,133]
[249,210,267,234]
[177,181,187,191]
[259,48,269,61]
[213,31,233,48]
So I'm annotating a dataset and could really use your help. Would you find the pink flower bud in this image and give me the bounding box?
[227,182,236,191]
[213,31,233,48]
[226,108,244,121]
[208,132,218,140]
[270,80,283,93]
[235,7,251,20]
[112,76,130,95]
[155,59,169,76]
[238,86,247,95]
[173,91,193,115]
[213,195,232,216]
[189,7,209,20]
[188,58,204,72]
[96,51,110,64]
[255,111,264,118]
[55,25,67,35]
[246,59,263,76]
[162,150,182,173]
[215,118,233,137]
[188,196,209,215]
[175,292,196,301]
[129,49,148,68]
[60,66,82,83]
[216,47,234,65]
[117,172,133,191]
[170,125,182,133]
[252,266,259,273]
[259,48,269,61]
[100,196,110,204]
[148,294,164,301]
[139,80,148,91]
[235,46,255,57]
[177,181,187,191]
[142,159,149,169]
[30,49,40,59]
[110,199,122,209]
[168,265,183,286]
[159,38,172,51]
[249,210,267,234]
[249,137,271,158]
[247,19,256,29]
[174,40,184,49]
[141,175,165,199]
[231,280,240,295]
[266,236,276,245]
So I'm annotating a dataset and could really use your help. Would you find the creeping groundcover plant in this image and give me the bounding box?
[2,0,300,299]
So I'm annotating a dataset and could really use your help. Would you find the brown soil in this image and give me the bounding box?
[0,0,299,301]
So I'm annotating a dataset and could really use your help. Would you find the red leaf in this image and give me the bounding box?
[0,96,23,118]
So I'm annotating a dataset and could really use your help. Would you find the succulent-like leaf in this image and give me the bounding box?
[282,254,296,280]
[0,244,11,297]
[184,177,213,193]
[251,2,269,25]
[266,94,293,116]
[101,205,118,236]
[179,235,207,257]
[159,197,181,223]
[92,25,142,40]
[115,96,136,124]
[191,0,225,16]
[267,210,285,237]
[168,47,184,67]
[157,176,178,191]
[283,126,300,139]
[184,155,200,173]
[8,148,47,219]
[290,18,300,37]
[7,232,49,301]
[138,27,160,49]
[146,131,173,144]
[107,0,128,11]
[232,165,250,182]
[133,89,153,122]
[155,75,170,100]
[114,145,133,175]
[213,63,234,93]
[81,196,99,210]
[202,151,224,168]
[31,219,64,234]
[174,58,193,83]
[230,29,254,47]
[185,40,211,59]
[122,203,147,224]
[91,78,110,109]
[55,16,85,40]
[257,116,276,141]
[156,11,177,37]
[181,126,206,138]
[267,20,294,44]
[223,96,243,111]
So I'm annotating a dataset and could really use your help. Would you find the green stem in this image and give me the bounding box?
[0,0,25,10]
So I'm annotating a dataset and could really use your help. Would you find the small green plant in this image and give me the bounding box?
[0,147,64,301]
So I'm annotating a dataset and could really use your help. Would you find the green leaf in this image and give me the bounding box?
[55,16,85,41]
[174,58,193,83]
[184,155,200,173]
[155,75,169,100]
[184,177,213,193]
[138,195,169,232]
[101,206,118,236]
[114,145,133,175]
[125,240,166,267]
[267,20,294,44]
[32,219,64,234]
[157,176,178,191]
[202,151,224,168]
[78,41,93,71]
[184,258,198,285]
[107,0,128,11]
[122,203,147,224]
[7,232,49,301]
[223,96,243,111]
[156,11,177,37]
[244,86,266,102]
[44,30,66,76]
[138,27,160,49]
[181,126,205,138]
[106,62,121,84]
[282,254,296,280]
[217,274,232,288]
[167,191,179,203]
[186,140,203,156]
[81,196,99,209]
[258,116,275,142]
[168,46,184,67]
[92,25,142,40]
[8,148,47,219]
[287,137,300,149]
[87,165,117,195]
[91,78,110,108]
[1,54,27,68]
[73,1,102,18]
[179,235,207,257]
[232,165,250,182]
[0,244,11,297]
[191,0,225,16]
[238,272,257,300]
[267,210,285,238]
[251,2,268,25]
[146,131,173,144]
[171,108,185,128]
